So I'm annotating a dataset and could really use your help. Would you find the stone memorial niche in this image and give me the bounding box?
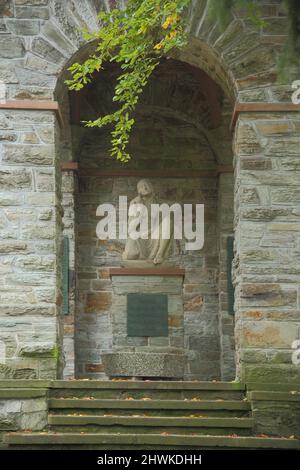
[101,179,185,379]
[72,59,235,382]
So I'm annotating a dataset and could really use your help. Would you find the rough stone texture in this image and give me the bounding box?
[233,114,300,384]
[248,391,300,438]
[0,109,62,379]
[0,386,48,448]
[218,174,235,380]
[101,352,185,379]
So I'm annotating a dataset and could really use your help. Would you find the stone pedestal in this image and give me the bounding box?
[102,352,185,379]
[102,269,185,379]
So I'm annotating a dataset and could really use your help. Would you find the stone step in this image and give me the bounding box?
[51,380,245,390]
[50,388,244,401]
[48,415,253,436]
[49,398,250,411]
[246,382,300,392]
[249,391,300,401]
[5,432,300,450]
[48,398,250,417]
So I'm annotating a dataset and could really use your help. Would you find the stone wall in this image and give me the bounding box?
[61,171,76,379]
[234,114,300,384]
[0,383,48,448]
[218,173,235,381]
[0,109,62,379]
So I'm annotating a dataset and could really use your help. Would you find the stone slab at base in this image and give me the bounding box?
[101,353,185,379]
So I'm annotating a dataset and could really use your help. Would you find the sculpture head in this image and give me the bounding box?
[137,179,154,198]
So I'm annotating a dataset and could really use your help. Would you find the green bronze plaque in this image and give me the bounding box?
[127,293,168,337]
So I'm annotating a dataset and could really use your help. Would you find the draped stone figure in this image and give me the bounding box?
[122,179,173,265]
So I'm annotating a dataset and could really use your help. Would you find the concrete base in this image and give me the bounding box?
[101,352,185,379]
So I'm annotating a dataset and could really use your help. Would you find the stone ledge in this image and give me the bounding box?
[5,433,300,449]
[109,268,185,277]
[231,102,300,130]
[0,100,63,127]
[50,380,245,390]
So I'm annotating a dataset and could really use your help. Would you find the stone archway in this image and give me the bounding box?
[64,58,235,380]
[0,0,299,384]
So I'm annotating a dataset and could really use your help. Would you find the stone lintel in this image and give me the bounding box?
[60,167,233,176]
[109,268,185,277]
[0,99,64,128]
[231,102,300,130]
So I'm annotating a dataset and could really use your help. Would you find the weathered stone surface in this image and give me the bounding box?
[14,67,56,87]
[0,170,32,190]
[240,283,297,307]
[0,242,27,254]
[31,37,66,64]
[102,352,185,378]
[85,293,112,313]
[223,32,260,65]
[0,305,55,316]
[270,188,300,204]
[16,0,49,4]
[18,342,56,357]
[6,19,40,36]
[240,188,260,204]
[0,1,14,17]
[0,60,19,84]
[20,225,55,240]
[239,321,300,348]
[266,138,300,157]
[35,169,55,192]
[25,54,60,75]
[255,121,291,136]
[15,6,50,19]
[41,20,76,56]
[234,123,261,155]
[0,37,25,58]
[0,364,37,379]
[240,159,271,171]
[14,255,55,272]
[231,45,276,78]
[3,144,54,165]
[243,364,300,384]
